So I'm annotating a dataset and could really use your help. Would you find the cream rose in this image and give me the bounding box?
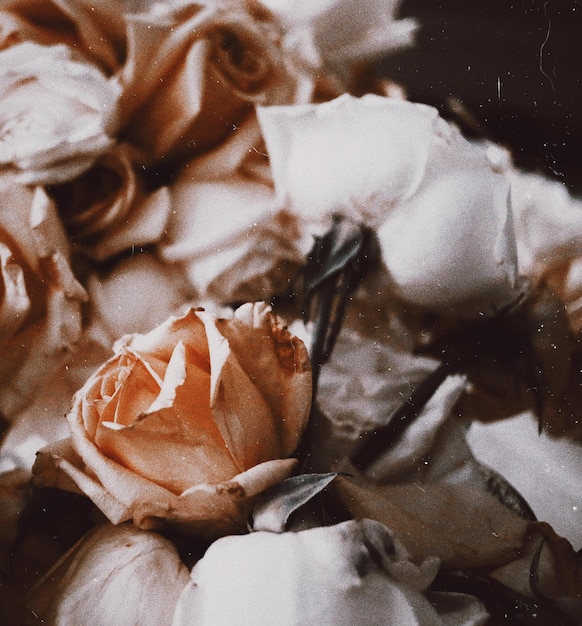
[49,143,171,261]
[158,118,304,304]
[118,0,303,166]
[508,167,582,331]
[258,94,526,318]
[0,42,121,185]
[0,175,87,419]
[258,0,416,75]
[33,302,312,535]
[86,252,189,343]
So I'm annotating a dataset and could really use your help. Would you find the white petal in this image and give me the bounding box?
[258,94,437,224]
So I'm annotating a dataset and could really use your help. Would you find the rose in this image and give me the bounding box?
[48,143,172,261]
[258,0,417,74]
[172,518,488,626]
[508,167,582,330]
[0,42,121,185]
[158,118,305,304]
[117,0,304,166]
[86,252,189,343]
[0,175,87,419]
[258,94,526,318]
[33,302,312,534]
[0,0,126,73]
[27,524,190,626]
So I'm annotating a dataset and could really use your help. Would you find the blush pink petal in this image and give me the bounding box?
[32,304,311,534]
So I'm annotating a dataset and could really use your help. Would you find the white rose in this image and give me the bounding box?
[258,94,526,317]
[508,167,582,329]
[27,524,190,626]
[258,0,416,73]
[172,518,488,625]
[0,1,127,73]
[0,42,120,185]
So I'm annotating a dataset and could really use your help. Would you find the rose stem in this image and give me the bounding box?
[295,216,377,466]
[303,215,377,389]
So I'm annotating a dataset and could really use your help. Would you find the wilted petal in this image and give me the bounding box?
[486,522,582,621]
[334,477,529,570]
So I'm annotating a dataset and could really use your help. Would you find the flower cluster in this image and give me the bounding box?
[0,1,581,625]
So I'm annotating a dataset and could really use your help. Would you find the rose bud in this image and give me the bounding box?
[172,518,488,625]
[258,94,526,318]
[26,523,190,626]
[0,41,121,185]
[33,302,311,536]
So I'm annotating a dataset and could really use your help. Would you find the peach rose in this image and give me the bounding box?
[0,175,87,419]
[33,303,311,535]
[0,42,121,185]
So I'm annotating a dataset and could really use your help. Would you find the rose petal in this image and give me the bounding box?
[258,94,436,224]
[334,477,529,569]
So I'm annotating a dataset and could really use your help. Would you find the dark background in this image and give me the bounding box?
[380,0,582,193]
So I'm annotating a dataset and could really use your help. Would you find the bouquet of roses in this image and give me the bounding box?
[0,1,581,624]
